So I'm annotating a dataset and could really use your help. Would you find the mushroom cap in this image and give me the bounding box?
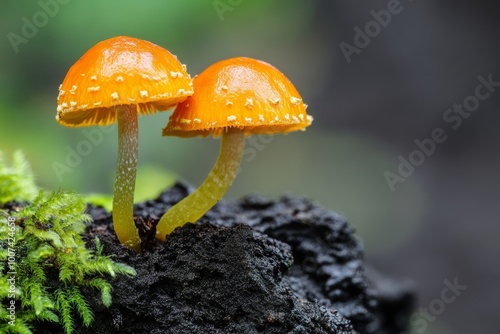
[162,57,312,137]
[56,36,193,127]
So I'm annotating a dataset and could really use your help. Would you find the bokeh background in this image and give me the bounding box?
[1,1,498,333]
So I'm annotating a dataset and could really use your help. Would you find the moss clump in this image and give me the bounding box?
[0,152,136,333]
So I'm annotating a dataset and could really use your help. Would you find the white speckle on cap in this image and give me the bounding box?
[274,116,279,121]
[128,97,136,102]
[61,102,68,108]
[58,84,62,90]
[284,114,290,121]
[182,64,187,71]
[70,101,77,107]
[303,103,308,109]
[81,73,85,77]
[58,90,65,97]
[116,76,124,83]
[111,92,119,100]
[87,86,100,92]
[290,97,301,105]
[210,121,217,126]
[299,114,304,121]
[259,114,264,122]
[142,74,151,80]
[56,105,62,112]
[80,104,88,109]
[194,118,201,123]
[292,115,299,123]
[93,101,102,106]
[244,98,254,108]
[180,118,191,124]
[140,90,149,98]
[245,117,253,124]
[226,100,233,106]
[90,76,97,81]
[177,89,191,95]
[170,71,183,78]
[269,97,280,105]
[307,115,313,122]
[227,115,237,122]
[221,85,229,91]
[70,85,77,94]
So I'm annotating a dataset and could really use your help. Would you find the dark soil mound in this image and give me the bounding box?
[42,182,414,333]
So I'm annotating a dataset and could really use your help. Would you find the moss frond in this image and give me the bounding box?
[55,290,73,334]
[86,278,113,307]
[68,286,94,327]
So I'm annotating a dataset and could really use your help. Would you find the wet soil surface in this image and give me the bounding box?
[42,182,414,333]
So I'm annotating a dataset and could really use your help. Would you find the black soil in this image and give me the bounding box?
[41,182,414,334]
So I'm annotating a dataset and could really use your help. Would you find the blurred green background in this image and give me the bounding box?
[0,0,408,255]
[1,1,499,333]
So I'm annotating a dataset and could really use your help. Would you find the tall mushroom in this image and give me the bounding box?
[156,57,312,240]
[56,36,193,251]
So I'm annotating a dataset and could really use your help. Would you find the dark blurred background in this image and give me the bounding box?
[1,1,498,333]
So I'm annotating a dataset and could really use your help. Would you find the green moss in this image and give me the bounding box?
[0,151,38,204]
[0,152,136,333]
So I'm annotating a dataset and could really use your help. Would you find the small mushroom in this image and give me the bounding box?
[56,36,193,251]
[156,57,312,240]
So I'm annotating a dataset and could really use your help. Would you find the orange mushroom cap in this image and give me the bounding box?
[56,36,193,127]
[163,57,312,137]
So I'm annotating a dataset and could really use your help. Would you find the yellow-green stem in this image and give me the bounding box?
[112,105,141,251]
[156,130,245,240]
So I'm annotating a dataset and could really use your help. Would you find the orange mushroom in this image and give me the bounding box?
[56,36,193,251]
[155,57,312,240]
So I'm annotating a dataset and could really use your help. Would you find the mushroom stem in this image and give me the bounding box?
[156,130,245,240]
[112,105,141,252]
